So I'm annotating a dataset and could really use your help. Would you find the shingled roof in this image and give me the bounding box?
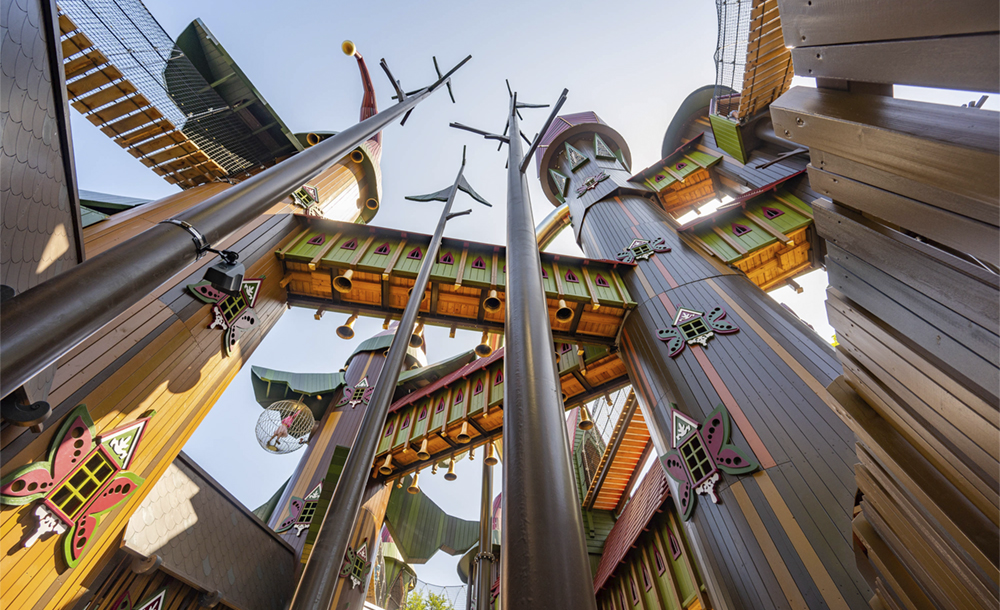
[592,465,671,593]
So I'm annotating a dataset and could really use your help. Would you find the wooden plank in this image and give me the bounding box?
[742,210,792,245]
[771,87,999,206]
[711,225,748,255]
[383,238,406,280]
[308,231,342,270]
[777,0,997,48]
[454,247,468,287]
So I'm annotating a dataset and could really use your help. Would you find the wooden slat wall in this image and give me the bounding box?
[543,120,869,609]
[770,3,999,607]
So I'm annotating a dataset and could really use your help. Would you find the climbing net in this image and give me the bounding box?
[713,0,752,119]
[398,581,468,609]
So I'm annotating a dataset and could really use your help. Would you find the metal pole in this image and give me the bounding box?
[476,448,494,610]
[290,159,468,610]
[0,56,470,398]
[500,96,598,609]
[467,561,476,610]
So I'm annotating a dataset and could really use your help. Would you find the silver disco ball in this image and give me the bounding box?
[255,400,316,454]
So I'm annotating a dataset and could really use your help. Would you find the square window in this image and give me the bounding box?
[679,318,709,341]
[680,433,715,484]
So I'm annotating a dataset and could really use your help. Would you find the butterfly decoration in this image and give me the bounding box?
[615,236,670,263]
[0,405,150,567]
[274,481,322,536]
[340,538,371,589]
[575,170,609,197]
[336,376,375,410]
[187,278,263,357]
[657,306,739,358]
[660,404,758,521]
[111,587,168,610]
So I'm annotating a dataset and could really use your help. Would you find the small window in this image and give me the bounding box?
[454,390,464,404]
[472,256,486,269]
[307,234,325,246]
[654,546,666,574]
[732,223,751,237]
[351,386,366,402]
[619,589,627,609]
[541,268,549,279]
[675,162,687,171]
[374,243,391,255]
[654,174,666,183]
[560,343,572,353]
[494,369,503,384]
[384,422,394,437]
[407,248,422,260]
[342,238,358,250]
[632,242,653,259]
[438,252,454,265]
[436,399,446,413]
[630,576,639,603]
[417,406,427,421]
[668,529,682,560]
[401,414,410,428]
[50,451,116,519]
[298,501,317,524]
[473,380,484,395]
[565,269,579,283]
[762,206,784,220]
[642,564,652,591]
[595,274,609,288]
[679,318,710,341]
[680,433,714,484]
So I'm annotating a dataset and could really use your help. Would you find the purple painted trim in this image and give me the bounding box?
[307,234,325,246]
[438,252,454,265]
[472,256,486,269]
[374,243,391,255]
[565,269,579,283]
[762,206,784,220]
[595,274,609,287]
[732,223,751,237]
[407,247,422,260]
[342,238,357,250]
[668,529,682,560]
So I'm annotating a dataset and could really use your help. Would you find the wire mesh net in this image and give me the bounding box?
[59,0,276,175]
[713,0,752,120]
[255,400,315,455]
[388,580,467,609]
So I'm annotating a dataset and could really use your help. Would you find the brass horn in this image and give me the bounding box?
[484,442,499,466]
[578,408,594,431]
[306,132,322,146]
[468,445,476,461]
[334,269,354,293]
[555,299,573,322]
[444,457,457,481]
[416,438,430,461]
[341,40,357,56]
[554,349,561,364]
[482,289,502,313]
[409,322,424,348]
[378,453,393,475]
[396,479,404,488]
[337,313,358,340]
[365,197,379,210]
[407,470,421,494]
[474,330,493,358]
[456,422,472,444]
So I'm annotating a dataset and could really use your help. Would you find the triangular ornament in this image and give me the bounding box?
[673,308,703,326]
[134,588,168,610]
[671,410,700,448]
[98,418,149,469]
[241,278,262,307]
[355,377,369,388]
[565,143,589,171]
[549,169,569,196]
[304,482,323,502]
[594,134,616,160]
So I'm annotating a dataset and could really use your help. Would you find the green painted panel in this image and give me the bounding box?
[384,477,479,564]
[560,264,589,299]
[286,228,331,261]
[358,238,400,272]
[665,157,698,181]
[378,416,397,453]
[410,398,432,440]
[303,445,351,560]
[539,262,557,294]
[749,198,809,234]
[708,113,748,164]
[488,363,504,406]
[468,372,487,416]
[319,234,363,266]
[448,382,469,424]
[660,519,697,603]
[646,169,676,192]
[695,228,740,263]
[556,343,581,375]
[462,251,492,288]
[429,247,461,283]
[730,214,774,251]
[393,406,415,449]
[429,390,449,431]
[687,149,722,168]
[496,256,506,289]
[590,271,623,307]
[393,242,428,277]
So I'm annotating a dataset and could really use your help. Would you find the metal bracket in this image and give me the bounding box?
[160,219,210,258]
[474,552,496,564]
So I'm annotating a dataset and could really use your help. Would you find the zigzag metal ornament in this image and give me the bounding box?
[615,236,670,263]
[657,306,739,357]
[660,404,758,520]
[187,278,263,356]
[336,376,375,410]
[0,405,150,567]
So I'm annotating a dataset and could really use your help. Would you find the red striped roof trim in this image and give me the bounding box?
[389,348,505,414]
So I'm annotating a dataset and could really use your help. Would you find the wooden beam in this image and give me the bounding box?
[586,392,638,510]
[454,247,468,287]
[383,238,407,279]
[348,235,376,268]
[308,231,341,270]
[614,438,654,515]
[711,225,749,255]
[743,210,793,246]
[581,267,601,310]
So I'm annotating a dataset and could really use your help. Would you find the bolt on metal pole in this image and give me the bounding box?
[476,449,494,610]
[0,55,470,399]
[500,93,598,609]
[290,156,471,610]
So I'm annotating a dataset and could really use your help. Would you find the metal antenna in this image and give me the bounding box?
[382,54,472,125]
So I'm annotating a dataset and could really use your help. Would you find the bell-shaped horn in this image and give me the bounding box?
[334,269,354,293]
[554,349,561,364]
[577,346,586,356]
[456,421,471,444]
[314,308,325,321]
[410,322,425,348]
[605,392,613,406]
[407,470,421,494]
[431,461,439,475]
[306,132,323,146]
[475,330,493,358]
[365,198,379,211]
[578,408,594,431]
[444,457,457,481]
[484,442,499,466]
[342,40,357,56]
[378,453,393,475]
[416,438,430,461]
[555,299,573,322]
[337,313,358,340]
[396,478,404,489]
[482,289,502,313]
[468,445,476,461]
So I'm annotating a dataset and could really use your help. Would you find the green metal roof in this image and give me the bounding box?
[80,206,109,227]
[252,476,289,523]
[384,475,480,564]
[79,189,150,215]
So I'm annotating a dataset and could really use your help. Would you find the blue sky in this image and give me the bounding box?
[67,0,997,590]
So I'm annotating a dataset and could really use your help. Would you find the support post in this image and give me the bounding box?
[476,449,494,610]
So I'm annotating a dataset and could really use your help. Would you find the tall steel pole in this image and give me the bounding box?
[291,153,480,610]
[500,93,598,609]
[476,449,495,610]
[0,55,470,398]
